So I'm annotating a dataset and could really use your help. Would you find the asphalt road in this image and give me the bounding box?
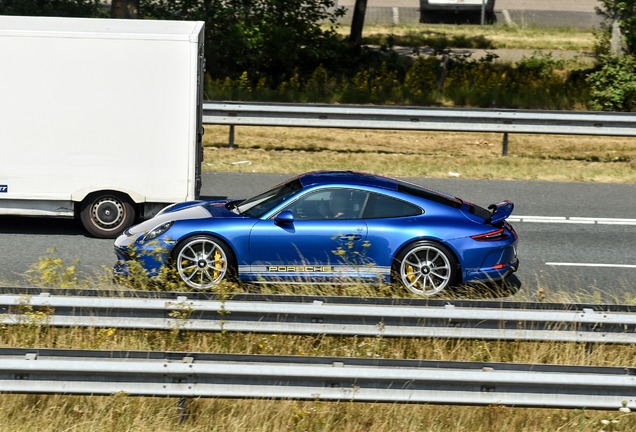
[2,172,635,300]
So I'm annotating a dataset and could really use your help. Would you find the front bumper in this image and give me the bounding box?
[113,232,172,278]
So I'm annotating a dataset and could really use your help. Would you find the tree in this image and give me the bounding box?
[111,0,140,18]
[596,0,636,55]
[0,0,102,17]
[588,1,636,111]
[141,0,347,81]
[349,0,367,50]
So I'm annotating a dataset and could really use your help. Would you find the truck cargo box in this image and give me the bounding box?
[0,15,205,238]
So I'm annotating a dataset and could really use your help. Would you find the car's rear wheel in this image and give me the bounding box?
[173,236,233,289]
[393,241,457,296]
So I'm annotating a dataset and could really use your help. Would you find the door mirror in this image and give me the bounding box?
[275,210,294,226]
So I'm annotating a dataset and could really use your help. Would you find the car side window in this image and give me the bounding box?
[362,193,423,219]
[281,189,369,220]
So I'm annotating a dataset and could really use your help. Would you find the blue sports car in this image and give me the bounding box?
[114,171,518,296]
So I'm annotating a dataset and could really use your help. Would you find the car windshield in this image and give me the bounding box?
[234,178,303,218]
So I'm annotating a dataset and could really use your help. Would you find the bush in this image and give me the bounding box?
[587,54,636,111]
[206,52,593,110]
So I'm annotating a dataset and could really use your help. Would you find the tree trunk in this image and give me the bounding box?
[610,7,629,56]
[110,0,140,19]
[349,0,368,50]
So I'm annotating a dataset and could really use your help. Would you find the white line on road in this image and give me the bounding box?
[507,216,636,225]
[546,262,636,269]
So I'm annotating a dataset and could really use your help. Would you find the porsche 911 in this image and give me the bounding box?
[114,171,518,296]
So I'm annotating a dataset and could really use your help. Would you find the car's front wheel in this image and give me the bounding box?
[393,241,457,296]
[173,236,233,289]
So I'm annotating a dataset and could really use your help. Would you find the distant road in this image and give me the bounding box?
[338,0,596,12]
[2,172,635,300]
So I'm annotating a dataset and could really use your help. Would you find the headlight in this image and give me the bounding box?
[140,221,174,243]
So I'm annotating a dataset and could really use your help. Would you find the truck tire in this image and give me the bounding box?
[80,192,135,238]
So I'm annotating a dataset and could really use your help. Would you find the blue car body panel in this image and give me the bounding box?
[114,171,519,288]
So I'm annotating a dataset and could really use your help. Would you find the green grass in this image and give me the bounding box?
[333,24,596,51]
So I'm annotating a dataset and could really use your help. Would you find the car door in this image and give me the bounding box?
[361,192,426,278]
[247,188,371,282]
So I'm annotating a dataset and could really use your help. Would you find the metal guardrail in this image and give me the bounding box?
[1,347,634,409]
[202,101,636,154]
[1,288,635,344]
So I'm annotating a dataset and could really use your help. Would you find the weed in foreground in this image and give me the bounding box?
[24,246,85,289]
[15,245,636,306]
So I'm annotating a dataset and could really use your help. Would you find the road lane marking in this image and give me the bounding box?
[508,216,636,225]
[546,262,636,269]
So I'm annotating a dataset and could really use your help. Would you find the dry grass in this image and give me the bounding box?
[203,125,636,183]
[1,322,636,431]
[1,394,633,431]
[334,24,596,51]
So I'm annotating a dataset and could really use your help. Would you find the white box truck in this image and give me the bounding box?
[0,15,205,238]
[420,0,496,24]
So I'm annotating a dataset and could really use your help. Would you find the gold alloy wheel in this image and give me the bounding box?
[400,245,452,296]
[176,237,228,289]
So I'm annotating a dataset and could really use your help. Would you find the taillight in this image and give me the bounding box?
[471,228,509,241]
[506,222,518,240]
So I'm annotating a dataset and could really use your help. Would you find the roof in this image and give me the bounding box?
[0,15,204,42]
[298,171,397,191]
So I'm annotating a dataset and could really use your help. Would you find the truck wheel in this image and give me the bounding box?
[80,192,135,238]
[420,11,438,24]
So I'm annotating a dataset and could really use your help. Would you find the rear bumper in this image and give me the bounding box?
[465,258,519,283]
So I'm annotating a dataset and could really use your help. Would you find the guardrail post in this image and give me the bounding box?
[502,133,509,156]
[178,397,188,425]
[437,54,450,94]
[228,125,235,149]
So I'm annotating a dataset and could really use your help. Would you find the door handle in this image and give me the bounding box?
[339,234,362,241]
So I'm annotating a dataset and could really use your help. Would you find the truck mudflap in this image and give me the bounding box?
[488,201,514,225]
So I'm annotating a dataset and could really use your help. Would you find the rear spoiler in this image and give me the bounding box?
[488,201,514,224]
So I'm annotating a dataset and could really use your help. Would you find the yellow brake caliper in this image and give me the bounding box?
[213,249,223,280]
[405,264,416,283]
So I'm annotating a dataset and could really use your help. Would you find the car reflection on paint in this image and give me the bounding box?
[114,171,519,296]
